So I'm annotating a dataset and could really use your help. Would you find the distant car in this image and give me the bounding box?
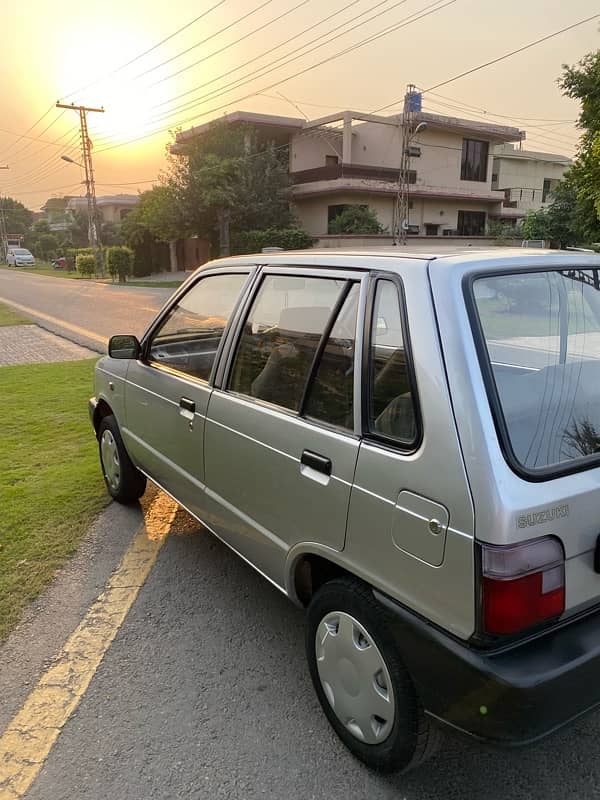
[7,248,35,267]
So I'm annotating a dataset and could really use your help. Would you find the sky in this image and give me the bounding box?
[0,0,598,211]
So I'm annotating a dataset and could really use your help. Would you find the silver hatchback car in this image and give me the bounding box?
[90,248,600,772]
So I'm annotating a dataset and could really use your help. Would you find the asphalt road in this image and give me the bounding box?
[0,269,175,350]
[3,268,600,798]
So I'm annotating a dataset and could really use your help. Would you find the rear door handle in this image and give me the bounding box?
[301,449,332,476]
[179,397,195,420]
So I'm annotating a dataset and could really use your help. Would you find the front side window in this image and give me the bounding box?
[148,273,247,381]
[472,269,600,472]
[368,280,418,445]
[229,275,348,412]
[461,138,489,182]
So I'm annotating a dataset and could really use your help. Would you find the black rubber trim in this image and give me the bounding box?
[299,280,352,416]
[462,265,600,482]
[361,273,423,453]
[373,586,600,745]
[300,449,332,475]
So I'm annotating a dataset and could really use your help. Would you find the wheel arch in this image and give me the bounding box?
[93,397,114,437]
[286,545,358,607]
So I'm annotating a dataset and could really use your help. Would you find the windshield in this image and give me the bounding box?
[14,249,31,255]
[472,268,600,473]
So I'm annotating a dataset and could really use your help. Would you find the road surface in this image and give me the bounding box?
[0,269,175,350]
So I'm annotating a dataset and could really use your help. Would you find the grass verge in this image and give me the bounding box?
[0,302,31,326]
[0,358,109,640]
[0,264,182,289]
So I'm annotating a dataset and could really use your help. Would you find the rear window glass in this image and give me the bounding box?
[472,269,600,471]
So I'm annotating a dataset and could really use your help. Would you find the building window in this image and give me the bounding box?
[460,139,489,182]
[328,204,349,231]
[457,210,486,236]
[425,224,439,236]
[325,154,339,167]
[542,178,559,203]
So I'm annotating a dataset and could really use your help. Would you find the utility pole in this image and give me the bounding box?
[56,102,104,273]
[0,165,9,262]
[394,84,426,246]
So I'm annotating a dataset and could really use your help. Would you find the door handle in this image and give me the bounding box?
[301,450,332,476]
[179,397,195,423]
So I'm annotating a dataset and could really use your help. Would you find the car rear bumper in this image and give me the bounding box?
[375,589,600,745]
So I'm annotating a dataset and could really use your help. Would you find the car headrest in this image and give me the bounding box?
[278,306,331,335]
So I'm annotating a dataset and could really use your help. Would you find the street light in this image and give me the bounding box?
[61,154,83,167]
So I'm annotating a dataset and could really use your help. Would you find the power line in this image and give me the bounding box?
[133,0,278,81]
[96,0,455,152]
[0,105,55,161]
[61,0,228,100]
[374,12,600,113]
[147,0,313,88]
[149,0,411,120]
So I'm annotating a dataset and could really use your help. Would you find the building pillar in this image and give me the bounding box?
[342,112,353,164]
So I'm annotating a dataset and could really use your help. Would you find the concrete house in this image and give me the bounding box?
[66,194,139,223]
[175,109,524,244]
[492,144,571,223]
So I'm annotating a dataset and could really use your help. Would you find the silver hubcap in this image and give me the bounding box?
[315,611,395,744]
[100,430,121,491]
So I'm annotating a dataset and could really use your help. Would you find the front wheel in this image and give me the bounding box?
[306,577,440,773]
[98,415,146,503]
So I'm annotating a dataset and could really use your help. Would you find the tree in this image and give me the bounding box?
[67,210,91,248]
[35,233,59,260]
[0,197,33,234]
[168,122,295,255]
[122,186,185,271]
[328,205,383,235]
[522,182,580,247]
[557,50,600,242]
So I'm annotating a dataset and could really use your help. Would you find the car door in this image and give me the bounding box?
[203,267,366,587]
[122,268,254,517]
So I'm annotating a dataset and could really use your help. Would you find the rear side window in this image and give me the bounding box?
[368,280,418,445]
[472,268,600,473]
[148,273,247,381]
[228,275,350,415]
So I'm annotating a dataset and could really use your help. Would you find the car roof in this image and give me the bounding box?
[201,247,600,274]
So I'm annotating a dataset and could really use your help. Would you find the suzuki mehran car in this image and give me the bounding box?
[6,248,34,267]
[90,248,600,773]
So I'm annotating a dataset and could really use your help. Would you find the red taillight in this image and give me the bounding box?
[481,537,565,636]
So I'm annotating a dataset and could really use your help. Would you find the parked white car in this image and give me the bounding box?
[6,248,35,267]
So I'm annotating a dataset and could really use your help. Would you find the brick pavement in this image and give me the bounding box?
[0,325,97,366]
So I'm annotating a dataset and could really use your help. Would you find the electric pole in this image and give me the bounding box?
[0,165,9,262]
[56,102,104,273]
[394,84,425,245]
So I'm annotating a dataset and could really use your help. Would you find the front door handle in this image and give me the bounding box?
[179,397,195,420]
[301,449,332,476]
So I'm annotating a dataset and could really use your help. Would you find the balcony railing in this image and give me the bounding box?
[291,163,416,185]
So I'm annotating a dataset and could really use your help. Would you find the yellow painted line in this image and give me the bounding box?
[0,297,106,347]
[0,492,179,799]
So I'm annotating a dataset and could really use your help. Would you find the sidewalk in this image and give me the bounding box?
[0,324,96,366]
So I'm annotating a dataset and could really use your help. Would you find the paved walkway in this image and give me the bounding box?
[0,324,97,366]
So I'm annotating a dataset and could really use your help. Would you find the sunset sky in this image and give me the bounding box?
[1,0,598,211]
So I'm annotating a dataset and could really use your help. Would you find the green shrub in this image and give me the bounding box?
[231,227,314,255]
[106,246,134,283]
[328,205,382,235]
[76,254,96,278]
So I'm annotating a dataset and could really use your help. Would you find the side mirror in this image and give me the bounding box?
[108,334,141,360]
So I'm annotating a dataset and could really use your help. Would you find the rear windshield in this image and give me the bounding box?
[472,268,600,474]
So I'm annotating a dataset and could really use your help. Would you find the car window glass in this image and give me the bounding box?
[369,280,418,443]
[229,275,346,412]
[148,273,247,381]
[304,283,360,430]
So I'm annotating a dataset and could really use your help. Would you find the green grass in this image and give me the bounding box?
[0,359,109,640]
[0,302,31,326]
[0,264,182,288]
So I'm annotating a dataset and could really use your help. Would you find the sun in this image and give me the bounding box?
[55,22,174,148]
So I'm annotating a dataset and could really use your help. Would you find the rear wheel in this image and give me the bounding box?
[306,577,440,773]
[98,415,146,503]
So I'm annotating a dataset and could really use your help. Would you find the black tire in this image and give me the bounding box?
[306,577,441,773]
[98,414,146,503]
